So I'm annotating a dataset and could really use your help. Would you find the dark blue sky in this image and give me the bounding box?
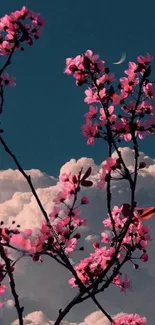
[0,0,155,176]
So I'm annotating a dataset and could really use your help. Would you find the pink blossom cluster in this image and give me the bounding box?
[0,168,92,264]
[0,226,21,303]
[98,157,118,188]
[0,6,45,117]
[68,204,151,290]
[114,313,146,325]
[0,6,45,55]
[30,168,91,258]
[0,168,93,304]
[65,50,155,145]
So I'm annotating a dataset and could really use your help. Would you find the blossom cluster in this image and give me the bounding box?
[68,204,151,291]
[65,50,155,145]
[114,313,146,325]
[0,6,45,116]
[0,168,151,303]
[0,168,92,281]
[0,6,45,56]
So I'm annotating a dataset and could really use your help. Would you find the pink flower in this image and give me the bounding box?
[65,238,77,254]
[101,232,109,243]
[99,106,116,124]
[0,73,16,87]
[120,274,131,295]
[0,284,7,296]
[54,191,67,203]
[49,206,60,220]
[143,82,155,98]
[97,73,115,85]
[10,234,31,251]
[135,120,148,140]
[64,56,82,75]
[112,91,128,104]
[58,216,70,227]
[120,75,139,93]
[98,157,117,188]
[104,157,117,171]
[124,61,138,77]
[114,313,146,325]
[59,173,70,182]
[84,88,99,104]
[84,105,97,119]
[84,49,99,63]
[137,53,153,64]
[99,88,106,100]
[82,119,99,145]
[24,229,32,237]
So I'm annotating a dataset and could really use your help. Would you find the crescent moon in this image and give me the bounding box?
[113,52,126,65]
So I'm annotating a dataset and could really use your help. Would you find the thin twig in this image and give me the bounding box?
[0,245,24,325]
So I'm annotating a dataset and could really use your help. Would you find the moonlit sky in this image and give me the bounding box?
[1,1,155,324]
[0,0,155,175]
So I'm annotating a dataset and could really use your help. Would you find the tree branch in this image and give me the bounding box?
[0,244,24,325]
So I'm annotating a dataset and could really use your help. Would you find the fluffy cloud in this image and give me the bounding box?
[60,158,100,176]
[1,147,155,233]
[1,147,155,324]
[11,310,125,325]
[11,311,52,325]
[0,169,57,204]
[79,311,126,325]
[0,169,59,232]
[5,299,14,308]
[85,234,100,241]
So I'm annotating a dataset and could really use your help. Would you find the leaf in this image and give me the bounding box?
[138,207,155,220]
[81,167,92,182]
[81,180,93,187]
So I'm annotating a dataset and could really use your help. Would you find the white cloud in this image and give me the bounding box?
[0,169,57,204]
[1,147,155,324]
[112,147,155,169]
[11,310,126,325]
[79,311,125,325]
[85,234,99,241]
[60,158,100,176]
[11,310,52,325]
[5,299,14,308]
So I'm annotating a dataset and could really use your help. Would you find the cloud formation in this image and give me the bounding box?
[1,147,155,324]
[11,310,125,325]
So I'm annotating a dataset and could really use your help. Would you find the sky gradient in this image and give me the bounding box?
[0,0,155,176]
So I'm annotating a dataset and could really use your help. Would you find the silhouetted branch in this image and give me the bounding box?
[0,244,24,325]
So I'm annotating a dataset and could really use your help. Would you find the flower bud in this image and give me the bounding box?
[93,242,100,249]
[140,253,148,262]
[74,233,81,239]
[81,196,89,204]
[139,162,146,169]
